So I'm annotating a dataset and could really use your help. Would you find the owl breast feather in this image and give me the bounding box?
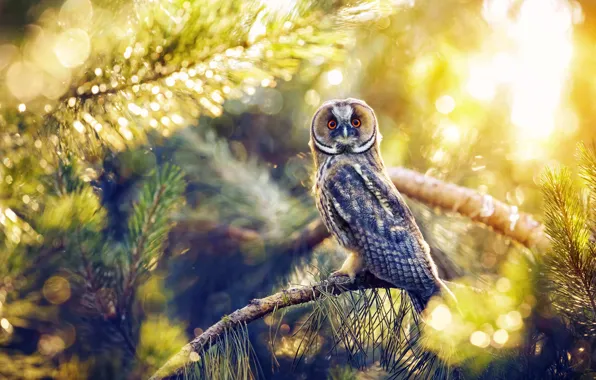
[315,159,440,297]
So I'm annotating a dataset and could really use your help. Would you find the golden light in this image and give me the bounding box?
[435,95,456,115]
[73,120,85,134]
[327,69,344,86]
[440,121,461,144]
[248,13,267,44]
[171,114,185,125]
[499,310,523,331]
[466,61,496,101]
[0,44,17,71]
[7,61,44,102]
[493,329,509,345]
[117,117,129,127]
[305,89,320,106]
[120,127,134,140]
[0,318,11,330]
[5,208,18,223]
[54,28,91,68]
[495,277,511,293]
[470,330,491,348]
[189,351,200,362]
[38,334,66,356]
[427,303,452,331]
[509,0,573,141]
[59,0,93,29]
[43,276,71,305]
[476,0,577,160]
[431,149,446,163]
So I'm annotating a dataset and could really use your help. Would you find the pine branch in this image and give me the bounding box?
[541,164,596,335]
[122,164,186,309]
[579,143,596,235]
[1,0,395,162]
[149,272,393,380]
[579,143,596,195]
[173,128,317,244]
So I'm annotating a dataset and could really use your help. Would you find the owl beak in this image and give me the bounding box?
[334,124,358,147]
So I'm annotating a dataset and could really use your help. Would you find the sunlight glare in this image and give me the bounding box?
[327,69,344,86]
[493,329,509,345]
[428,304,452,331]
[470,330,490,348]
[466,61,496,101]
[435,95,456,114]
[440,121,461,144]
[472,0,577,159]
[509,0,573,140]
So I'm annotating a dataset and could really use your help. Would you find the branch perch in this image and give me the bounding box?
[195,167,550,251]
[152,167,550,379]
[149,273,393,380]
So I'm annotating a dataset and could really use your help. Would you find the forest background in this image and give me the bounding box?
[1,0,596,379]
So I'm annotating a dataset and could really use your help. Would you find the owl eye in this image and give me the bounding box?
[327,120,337,129]
[351,118,361,128]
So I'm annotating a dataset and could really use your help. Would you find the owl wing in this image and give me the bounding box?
[324,163,438,295]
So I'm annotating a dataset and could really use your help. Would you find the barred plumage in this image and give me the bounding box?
[310,98,452,313]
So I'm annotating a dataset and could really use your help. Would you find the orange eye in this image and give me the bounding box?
[327,120,337,129]
[352,118,361,128]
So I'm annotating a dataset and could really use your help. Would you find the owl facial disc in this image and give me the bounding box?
[311,100,378,155]
[350,130,377,153]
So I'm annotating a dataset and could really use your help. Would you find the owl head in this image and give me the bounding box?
[310,98,380,156]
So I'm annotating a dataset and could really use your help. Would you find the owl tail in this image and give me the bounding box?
[408,280,458,314]
[407,291,431,314]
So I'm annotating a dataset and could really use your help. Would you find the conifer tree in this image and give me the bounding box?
[1,0,596,379]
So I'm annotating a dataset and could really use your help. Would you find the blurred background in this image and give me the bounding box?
[0,0,595,378]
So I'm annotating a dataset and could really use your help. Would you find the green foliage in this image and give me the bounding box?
[137,316,188,374]
[171,128,316,248]
[38,188,105,233]
[185,323,261,380]
[328,365,358,380]
[579,144,596,228]
[540,147,596,336]
[124,164,185,278]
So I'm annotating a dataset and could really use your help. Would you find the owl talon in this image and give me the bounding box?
[330,252,364,281]
[329,270,351,279]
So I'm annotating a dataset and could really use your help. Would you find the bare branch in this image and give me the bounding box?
[386,168,549,251]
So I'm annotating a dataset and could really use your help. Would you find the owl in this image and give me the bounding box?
[310,98,453,313]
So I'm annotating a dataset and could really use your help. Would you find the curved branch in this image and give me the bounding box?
[149,272,393,380]
[191,167,549,251]
[386,168,550,251]
[282,168,549,252]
